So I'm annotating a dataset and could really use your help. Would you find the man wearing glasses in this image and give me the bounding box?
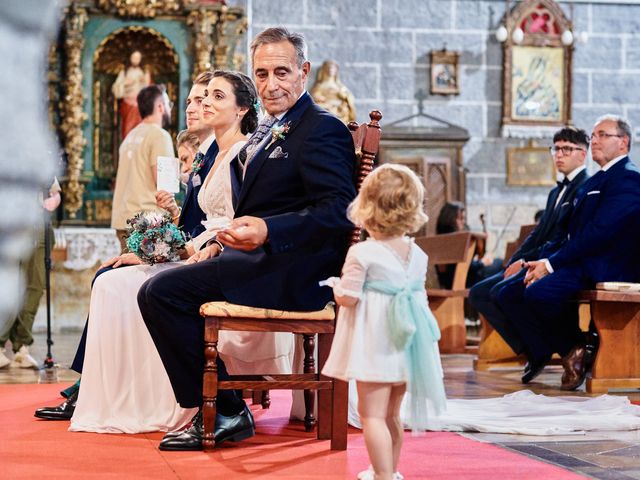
[470,126,589,384]
[499,114,640,391]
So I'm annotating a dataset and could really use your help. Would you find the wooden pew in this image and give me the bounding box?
[580,287,640,393]
[416,231,486,354]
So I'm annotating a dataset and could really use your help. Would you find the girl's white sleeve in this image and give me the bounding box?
[333,248,366,298]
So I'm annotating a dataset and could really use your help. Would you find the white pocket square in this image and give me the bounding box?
[268,146,289,159]
[587,190,601,195]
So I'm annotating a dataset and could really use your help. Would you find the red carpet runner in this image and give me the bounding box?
[0,384,585,479]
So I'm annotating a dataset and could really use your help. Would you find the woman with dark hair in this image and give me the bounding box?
[68,71,292,434]
[435,202,503,289]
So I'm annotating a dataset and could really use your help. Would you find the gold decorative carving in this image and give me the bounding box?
[61,4,88,219]
[187,8,219,75]
[97,0,182,18]
[188,5,247,77]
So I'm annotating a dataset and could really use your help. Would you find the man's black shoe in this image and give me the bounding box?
[159,406,255,451]
[214,405,255,444]
[521,358,547,384]
[34,390,78,420]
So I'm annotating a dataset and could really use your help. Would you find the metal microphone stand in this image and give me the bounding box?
[43,209,55,369]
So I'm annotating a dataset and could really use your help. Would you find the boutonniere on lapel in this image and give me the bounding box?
[266,121,291,150]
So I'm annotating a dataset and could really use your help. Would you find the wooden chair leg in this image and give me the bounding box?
[303,333,316,432]
[330,378,348,450]
[202,317,220,450]
[317,332,333,440]
[261,390,271,409]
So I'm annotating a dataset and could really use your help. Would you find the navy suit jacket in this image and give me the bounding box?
[510,169,589,262]
[178,139,219,239]
[219,93,356,311]
[548,157,640,282]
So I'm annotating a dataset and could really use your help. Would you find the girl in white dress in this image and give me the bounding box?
[70,71,293,434]
[322,164,446,480]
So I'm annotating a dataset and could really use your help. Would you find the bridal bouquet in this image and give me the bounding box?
[125,211,186,264]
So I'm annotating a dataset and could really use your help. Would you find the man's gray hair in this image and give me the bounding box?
[594,114,633,151]
[250,27,308,67]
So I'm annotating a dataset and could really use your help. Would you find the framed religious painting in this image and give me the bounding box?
[430,49,460,95]
[500,0,573,138]
[506,143,556,187]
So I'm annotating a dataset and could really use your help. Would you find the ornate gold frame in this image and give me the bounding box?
[52,0,247,220]
[501,0,573,136]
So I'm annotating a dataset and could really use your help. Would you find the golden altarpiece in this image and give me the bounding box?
[49,0,247,225]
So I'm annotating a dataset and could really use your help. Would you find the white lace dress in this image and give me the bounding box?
[70,141,293,434]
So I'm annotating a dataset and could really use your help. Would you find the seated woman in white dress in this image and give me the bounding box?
[69,71,293,434]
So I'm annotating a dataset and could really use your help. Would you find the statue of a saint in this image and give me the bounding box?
[310,60,356,124]
[112,50,151,139]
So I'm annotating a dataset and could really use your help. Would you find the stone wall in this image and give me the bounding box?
[232,0,640,254]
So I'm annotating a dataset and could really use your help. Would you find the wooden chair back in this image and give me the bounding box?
[200,110,382,451]
[503,223,537,265]
[416,231,485,292]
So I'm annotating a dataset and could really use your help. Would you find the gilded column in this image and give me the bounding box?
[60,5,88,219]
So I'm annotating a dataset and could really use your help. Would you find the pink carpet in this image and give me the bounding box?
[0,384,586,479]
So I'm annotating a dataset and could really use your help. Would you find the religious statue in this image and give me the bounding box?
[112,50,151,139]
[310,60,356,124]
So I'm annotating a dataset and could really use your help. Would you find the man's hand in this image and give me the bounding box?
[100,252,142,269]
[216,216,268,251]
[155,190,179,217]
[43,192,61,212]
[185,244,222,264]
[504,260,524,279]
[524,260,550,287]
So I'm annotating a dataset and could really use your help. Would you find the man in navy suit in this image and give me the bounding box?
[499,115,640,390]
[34,72,218,420]
[137,27,356,450]
[469,127,590,382]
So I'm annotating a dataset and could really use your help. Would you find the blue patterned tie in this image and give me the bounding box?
[237,115,277,176]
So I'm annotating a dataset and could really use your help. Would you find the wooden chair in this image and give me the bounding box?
[415,231,486,353]
[199,110,383,451]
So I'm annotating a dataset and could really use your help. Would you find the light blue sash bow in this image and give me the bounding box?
[364,279,447,430]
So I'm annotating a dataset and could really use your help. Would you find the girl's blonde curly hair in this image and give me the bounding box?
[348,163,428,236]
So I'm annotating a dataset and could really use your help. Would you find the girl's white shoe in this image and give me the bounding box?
[356,465,404,480]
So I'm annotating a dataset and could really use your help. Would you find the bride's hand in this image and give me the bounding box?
[101,253,142,268]
[185,244,222,265]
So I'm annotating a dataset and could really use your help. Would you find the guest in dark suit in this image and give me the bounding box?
[469,127,590,382]
[498,115,640,390]
[34,72,218,420]
[137,27,356,451]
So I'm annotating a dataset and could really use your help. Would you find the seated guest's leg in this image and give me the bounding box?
[523,265,588,390]
[469,271,526,355]
[522,265,586,358]
[495,277,549,384]
[138,258,253,449]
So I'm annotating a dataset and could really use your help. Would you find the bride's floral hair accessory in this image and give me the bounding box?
[253,98,262,112]
[125,211,186,264]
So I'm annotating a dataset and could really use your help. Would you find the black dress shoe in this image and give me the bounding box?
[214,406,255,444]
[521,358,548,384]
[34,390,78,420]
[159,406,255,451]
[160,411,204,451]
